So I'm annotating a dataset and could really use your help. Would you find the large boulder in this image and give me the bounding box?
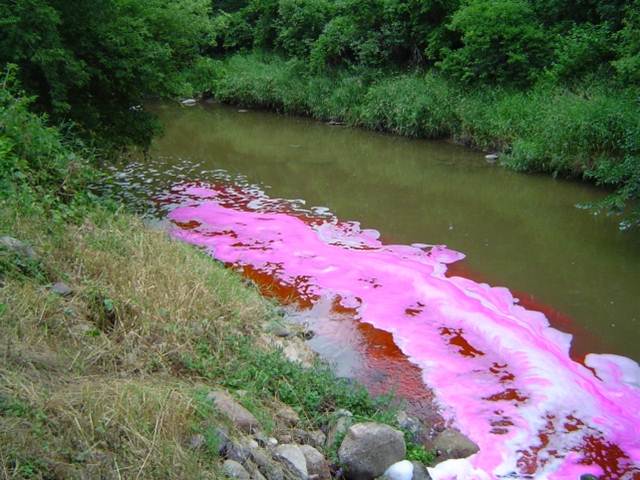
[207,390,260,433]
[432,429,479,461]
[338,422,406,480]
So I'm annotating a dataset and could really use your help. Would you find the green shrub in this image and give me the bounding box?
[438,0,551,86]
[613,0,640,84]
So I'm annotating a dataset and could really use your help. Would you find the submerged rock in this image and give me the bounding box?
[207,389,260,433]
[432,428,479,461]
[338,422,406,479]
[485,153,499,161]
[180,98,197,106]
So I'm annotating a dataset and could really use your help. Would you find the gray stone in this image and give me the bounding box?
[181,98,197,106]
[223,459,251,479]
[432,429,479,461]
[271,324,291,337]
[274,444,308,479]
[383,460,413,480]
[0,236,37,260]
[275,405,300,426]
[485,153,499,161]
[410,462,432,480]
[300,445,331,480]
[396,411,422,441]
[338,422,406,480]
[51,281,73,297]
[250,447,285,480]
[227,439,252,464]
[216,426,233,455]
[293,429,326,449]
[326,410,353,450]
[207,390,260,433]
[188,433,206,450]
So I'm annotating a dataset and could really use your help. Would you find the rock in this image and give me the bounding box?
[278,434,293,444]
[485,153,499,162]
[215,426,233,455]
[227,439,252,464]
[300,445,331,480]
[396,411,422,441]
[268,437,279,447]
[250,447,285,480]
[188,433,206,450]
[271,324,291,337]
[338,422,406,480]
[276,405,300,426]
[242,459,266,480]
[180,98,197,106]
[207,390,260,433]
[274,444,308,479]
[383,460,413,480]
[223,459,251,479]
[51,281,73,297]
[293,429,326,449]
[326,410,353,449]
[410,461,432,480]
[238,109,249,113]
[0,236,37,260]
[432,429,479,461]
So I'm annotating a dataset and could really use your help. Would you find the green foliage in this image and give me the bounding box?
[548,23,614,82]
[406,443,436,464]
[438,0,550,86]
[275,0,334,57]
[0,67,97,213]
[0,0,215,143]
[613,0,640,84]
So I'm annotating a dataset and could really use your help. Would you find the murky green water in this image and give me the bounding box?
[117,102,640,361]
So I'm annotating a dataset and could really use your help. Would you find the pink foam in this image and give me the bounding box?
[166,182,640,479]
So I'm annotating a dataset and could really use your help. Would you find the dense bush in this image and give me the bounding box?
[0,0,214,143]
[438,0,550,86]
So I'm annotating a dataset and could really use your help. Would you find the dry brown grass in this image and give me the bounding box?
[0,209,274,479]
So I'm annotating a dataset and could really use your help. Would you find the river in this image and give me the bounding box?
[106,102,640,479]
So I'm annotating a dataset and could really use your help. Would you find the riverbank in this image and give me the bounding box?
[1,68,447,479]
[208,53,639,230]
